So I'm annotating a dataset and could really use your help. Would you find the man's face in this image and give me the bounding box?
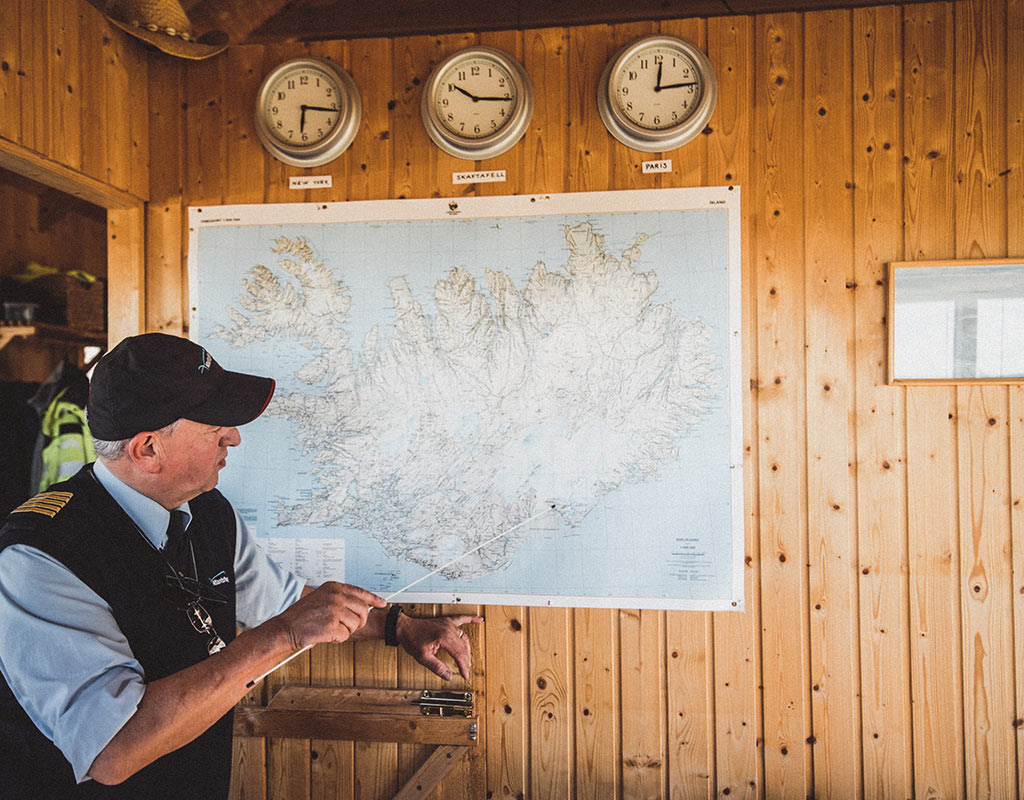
[157,419,241,502]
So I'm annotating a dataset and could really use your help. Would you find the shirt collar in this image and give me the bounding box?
[92,458,192,550]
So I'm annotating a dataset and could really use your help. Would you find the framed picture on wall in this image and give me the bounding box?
[887,258,1024,384]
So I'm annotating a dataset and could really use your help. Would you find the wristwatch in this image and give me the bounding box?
[384,604,403,647]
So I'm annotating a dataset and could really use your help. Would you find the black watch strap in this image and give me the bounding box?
[384,604,403,647]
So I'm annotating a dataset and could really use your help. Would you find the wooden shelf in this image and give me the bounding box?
[0,322,106,352]
[0,324,34,351]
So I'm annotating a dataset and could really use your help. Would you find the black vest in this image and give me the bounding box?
[0,465,238,799]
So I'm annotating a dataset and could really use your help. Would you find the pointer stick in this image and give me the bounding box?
[383,505,556,602]
[246,505,556,688]
[247,643,312,688]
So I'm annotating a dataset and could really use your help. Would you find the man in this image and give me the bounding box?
[0,333,481,798]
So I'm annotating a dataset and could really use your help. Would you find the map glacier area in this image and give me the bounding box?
[192,191,742,609]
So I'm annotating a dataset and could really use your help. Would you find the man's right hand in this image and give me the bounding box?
[275,582,386,651]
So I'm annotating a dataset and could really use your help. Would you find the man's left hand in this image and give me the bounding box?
[396,612,483,681]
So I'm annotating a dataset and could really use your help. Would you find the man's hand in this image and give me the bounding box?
[395,612,483,681]
[277,582,385,650]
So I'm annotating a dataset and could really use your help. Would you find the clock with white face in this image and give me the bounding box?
[421,46,534,160]
[597,35,717,153]
[254,57,361,167]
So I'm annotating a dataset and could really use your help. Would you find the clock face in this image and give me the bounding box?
[613,44,702,131]
[262,63,342,147]
[254,57,362,167]
[421,46,534,160]
[596,35,717,153]
[432,55,517,140]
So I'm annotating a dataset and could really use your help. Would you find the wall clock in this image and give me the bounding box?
[421,46,534,161]
[596,35,717,153]
[254,57,362,168]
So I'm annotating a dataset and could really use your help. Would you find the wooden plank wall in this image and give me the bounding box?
[1,0,150,348]
[0,0,148,372]
[0,0,1012,796]
[151,2,1022,798]
[0,0,149,200]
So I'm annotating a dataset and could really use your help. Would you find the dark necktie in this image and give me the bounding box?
[164,509,189,573]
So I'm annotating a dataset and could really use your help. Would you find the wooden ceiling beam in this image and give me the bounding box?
[182,0,294,43]
[187,0,938,44]
[245,0,517,43]
[243,0,734,43]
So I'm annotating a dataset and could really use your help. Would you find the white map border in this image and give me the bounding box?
[187,187,744,611]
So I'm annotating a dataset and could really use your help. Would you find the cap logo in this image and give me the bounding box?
[198,350,212,373]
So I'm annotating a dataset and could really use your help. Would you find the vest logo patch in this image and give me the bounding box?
[210,570,230,586]
[11,491,73,518]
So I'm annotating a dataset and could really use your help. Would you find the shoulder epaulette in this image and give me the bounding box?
[9,491,74,519]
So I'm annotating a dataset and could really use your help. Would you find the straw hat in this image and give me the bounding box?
[91,0,229,60]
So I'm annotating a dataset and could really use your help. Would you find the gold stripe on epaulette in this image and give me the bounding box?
[14,501,66,511]
[10,491,74,518]
[11,505,64,517]
[18,496,70,507]
[15,495,73,508]
[17,501,64,511]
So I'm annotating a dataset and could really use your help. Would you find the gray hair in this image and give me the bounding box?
[90,418,181,461]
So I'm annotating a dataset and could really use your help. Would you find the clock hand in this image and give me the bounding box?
[655,61,663,90]
[657,80,698,90]
[453,84,480,102]
[301,105,338,113]
[474,95,512,101]
[300,105,306,132]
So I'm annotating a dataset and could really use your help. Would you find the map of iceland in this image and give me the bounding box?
[192,190,743,609]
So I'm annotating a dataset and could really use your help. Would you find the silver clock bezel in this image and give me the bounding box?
[421,46,534,161]
[254,57,362,168]
[596,34,718,153]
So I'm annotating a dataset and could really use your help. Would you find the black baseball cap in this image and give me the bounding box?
[87,333,275,441]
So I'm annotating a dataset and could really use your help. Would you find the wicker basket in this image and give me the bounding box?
[21,274,107,332]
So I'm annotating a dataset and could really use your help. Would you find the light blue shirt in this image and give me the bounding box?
[0,459,305,783]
